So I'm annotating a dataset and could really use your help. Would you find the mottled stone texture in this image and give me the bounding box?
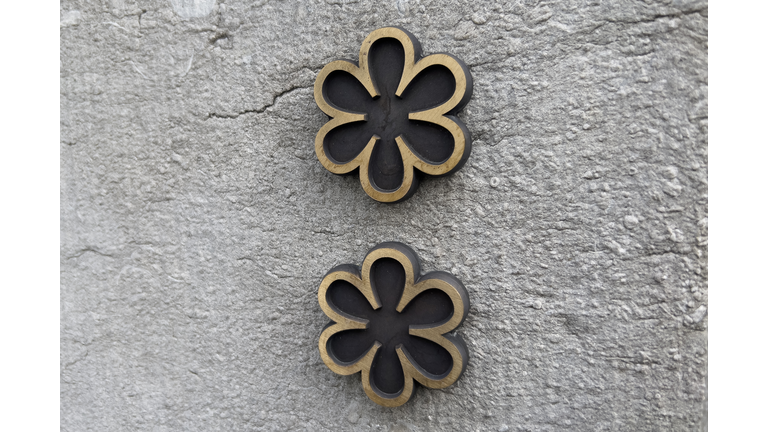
[61,0,707,430]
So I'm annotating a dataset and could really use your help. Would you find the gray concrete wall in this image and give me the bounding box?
[61,0,708,430]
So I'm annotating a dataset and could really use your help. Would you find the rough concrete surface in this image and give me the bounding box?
[61,0,708,430]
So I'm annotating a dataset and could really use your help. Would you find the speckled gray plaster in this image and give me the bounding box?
[61,1,708,430]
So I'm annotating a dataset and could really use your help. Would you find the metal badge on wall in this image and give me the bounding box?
[313,27,474,203]
[318,242,470,406]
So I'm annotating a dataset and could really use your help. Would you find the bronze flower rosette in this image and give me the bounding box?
[314,27,473,203]
[318,242,470,407]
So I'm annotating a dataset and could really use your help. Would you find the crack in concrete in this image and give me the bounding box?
[65,248,115,260]
[206,85,311,120]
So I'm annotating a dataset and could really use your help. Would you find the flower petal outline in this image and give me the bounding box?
[318,242,470,406]
[314,27,473,202]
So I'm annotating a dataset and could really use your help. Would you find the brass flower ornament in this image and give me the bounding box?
[318,242,470,406]
[313,27,473,202]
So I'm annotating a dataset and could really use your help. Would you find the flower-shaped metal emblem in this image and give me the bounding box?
[318,242,470,406]
[313,27,473,203]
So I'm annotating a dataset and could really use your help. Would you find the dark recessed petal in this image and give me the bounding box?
[328,329,376,364]
[323,70,375,113]
[370,344,405,394]
[369,257,406,310]
[326,279,374,320]
[403,336,453,377]
[399,288,454,326]
[400,64,455,112]
[324,122,375,164]
[368,38,405,98]
[368,139,405,191]
[401,121,455,165]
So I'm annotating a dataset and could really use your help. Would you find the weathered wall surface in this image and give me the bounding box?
[61,0,708,430]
